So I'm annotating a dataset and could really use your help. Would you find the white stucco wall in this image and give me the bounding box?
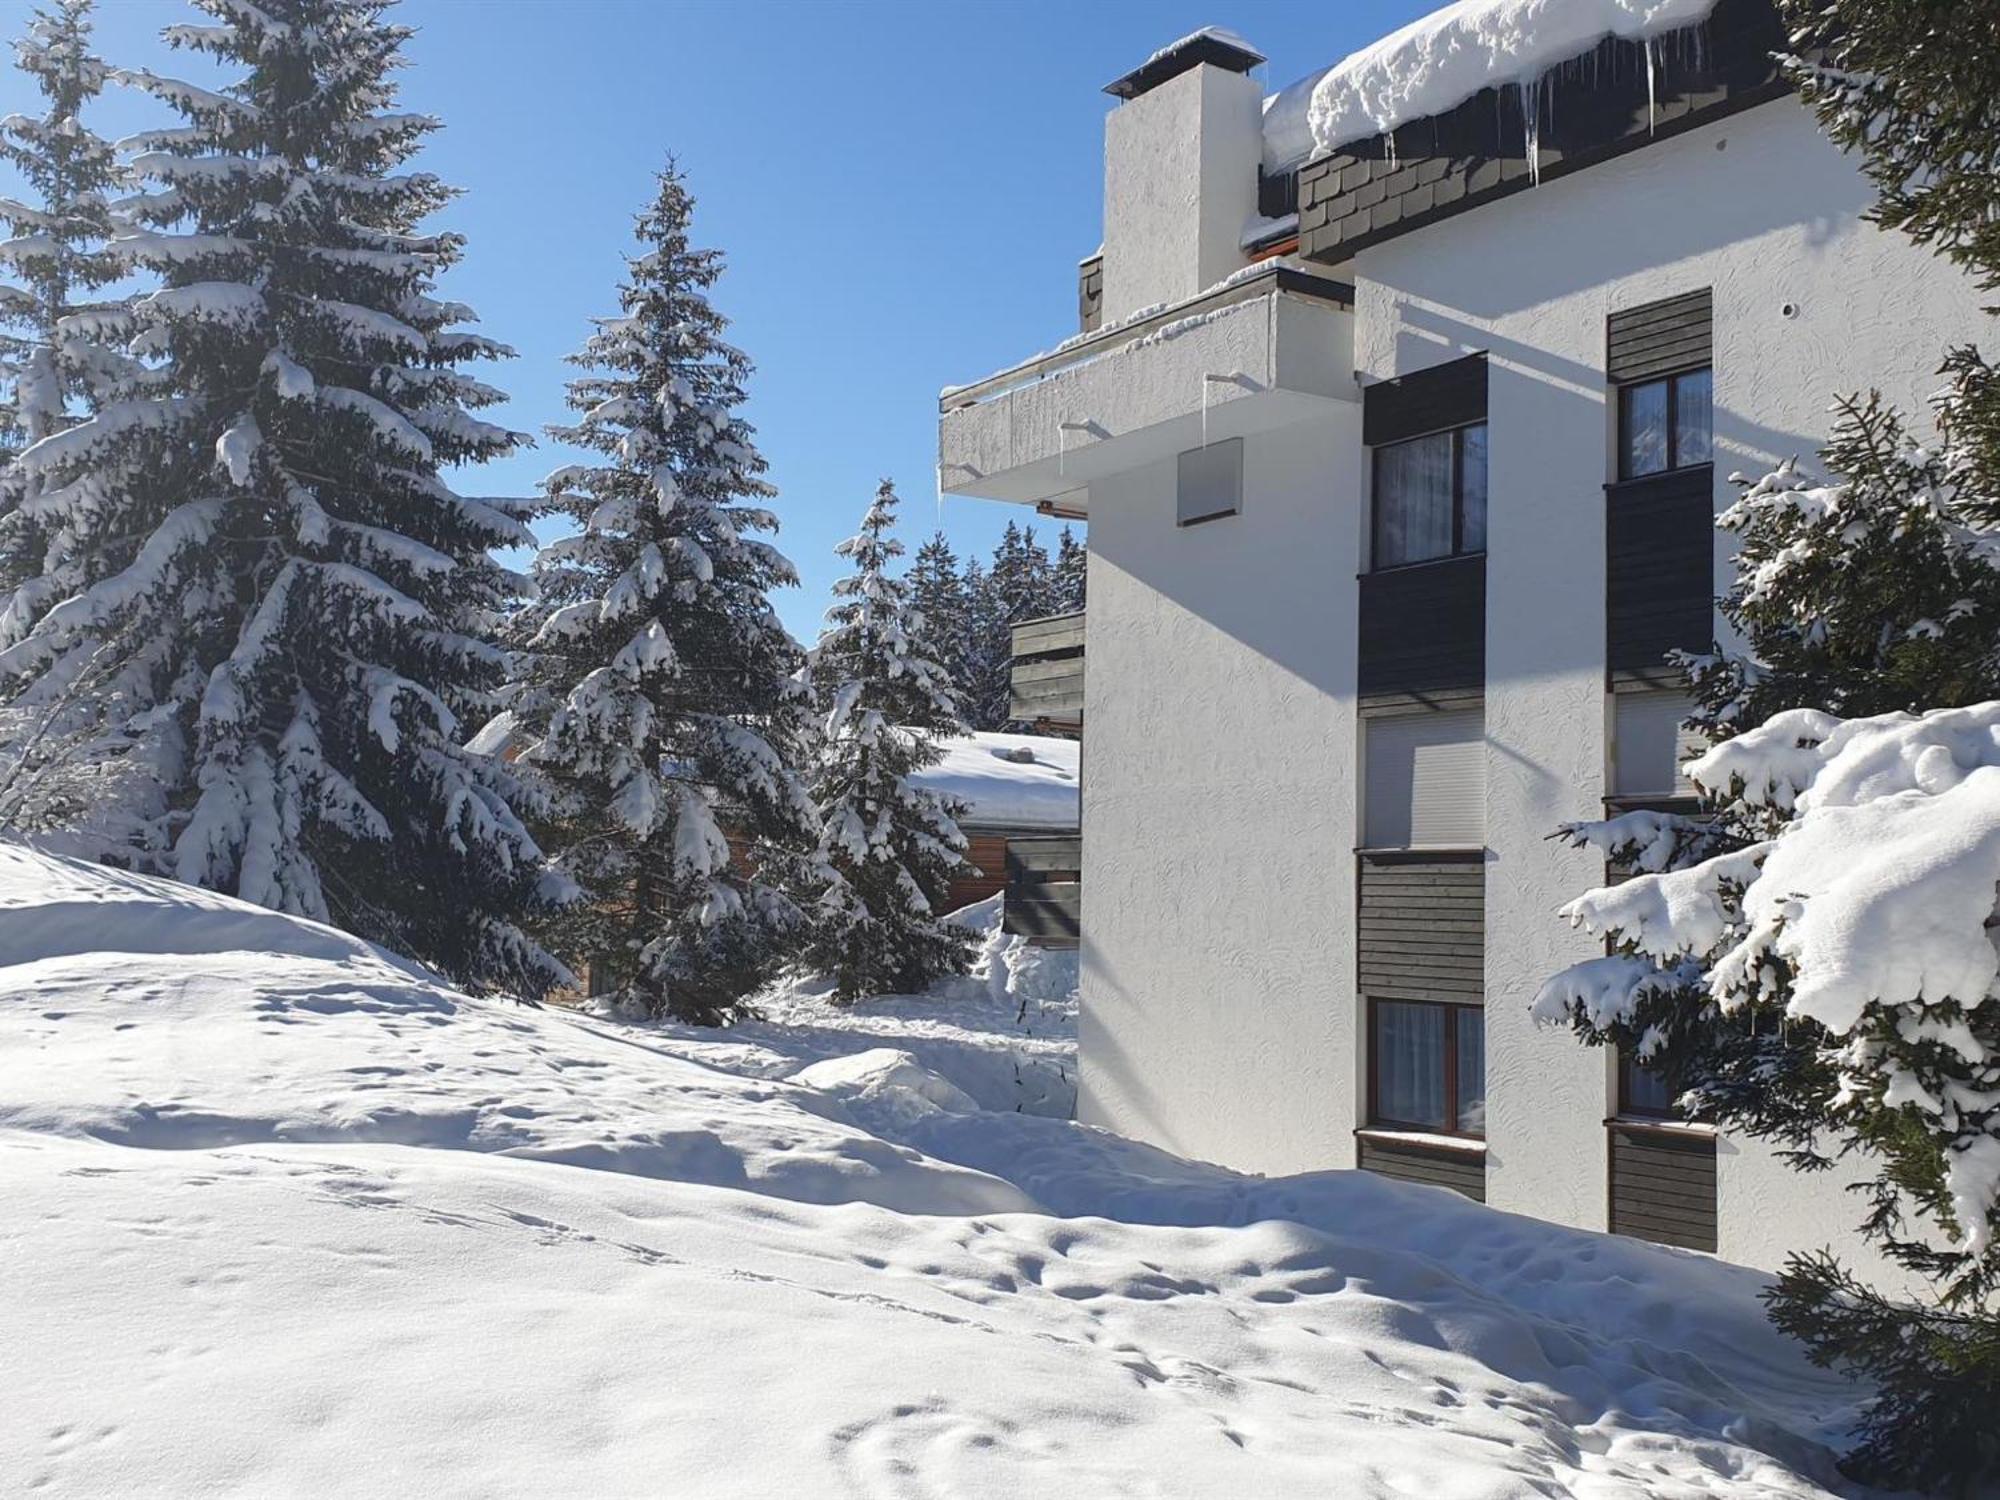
[1100,63,1260,327]
[1080,410,1365,1175]
[1348,98,1992,1279]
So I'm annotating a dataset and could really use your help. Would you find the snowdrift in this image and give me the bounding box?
[1,844,1878,1497]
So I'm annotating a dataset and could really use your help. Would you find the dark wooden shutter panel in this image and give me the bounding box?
[1358,555,1486,699]
[1363,352,1488,447]
[1359,1135,1486,1201]
[1357,851,1483,1002]
[1608,1123,1717,1251]
[1606,467,1713,673]
[1607,289,1712,383]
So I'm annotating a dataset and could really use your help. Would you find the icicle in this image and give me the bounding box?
[1517,77,1540,188]
[1644,37,1658,137]
[1201,376,1210,449]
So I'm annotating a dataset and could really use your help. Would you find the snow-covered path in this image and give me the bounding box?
[0,847,1873,1497]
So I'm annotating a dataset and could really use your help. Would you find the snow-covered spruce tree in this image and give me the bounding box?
[956,554,1011,731]
[0,0,129,602]
[1536,5,2000,1486]
[1053,524,1087,613]
[990,518,1056,629]
[796,480,971,1003]
[0,0,564,994]
[906,530,967,696]
[1682,391,2000,736]
[510,162,816,1025]
[1782,0,2000,491]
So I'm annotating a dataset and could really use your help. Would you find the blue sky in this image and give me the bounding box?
[6,0,1433,641]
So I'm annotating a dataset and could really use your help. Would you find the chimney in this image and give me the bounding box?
[1099,28,1265,327]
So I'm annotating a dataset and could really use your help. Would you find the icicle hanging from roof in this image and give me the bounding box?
[1260,0,1722,171]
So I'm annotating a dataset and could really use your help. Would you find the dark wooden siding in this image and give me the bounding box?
[1010,611,1084,725]
[1363,352,1487,447]
[1359,555,1485,700]
[948,833,1011,913]
[1357,851,1483,1003]
[1359,1134,1486,1202]
[1608,288,1712,382]
[1609,1122,1718,1250]
[1003,836,1081,948]
[1606,467,1713,675]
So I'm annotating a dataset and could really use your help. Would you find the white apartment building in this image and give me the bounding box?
[937,0,1988,1279]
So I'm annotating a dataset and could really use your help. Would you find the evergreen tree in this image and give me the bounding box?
[1537,4,2000,1486]
[0,0,561,994]
[989,519,1055,628]
[510,162,816,1025]
[906,530,967,691]
[958,555,1011,730]
[1683,393,2000,736]
[1053,524,1087,613]
[0,0,129,611]
[1783,0,2000,493]
[797,480,971,1002]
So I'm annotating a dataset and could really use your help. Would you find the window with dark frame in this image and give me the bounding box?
[1618,1050,1678,1118]
[1618,367,1712,479]
[1369,997,1486,1137]
[1372,422,1487,568]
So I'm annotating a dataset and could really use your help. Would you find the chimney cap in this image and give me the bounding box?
[1104,27,1265,101]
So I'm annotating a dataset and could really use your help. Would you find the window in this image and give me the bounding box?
[1373,422,1486,568]
[1619,367,1711,479]
[1619,1050,1677,1118]
[1364,708,1484,847]
[1371,999,1486,1136]
[1611,691,1702,798]
[1177,438,1241,526]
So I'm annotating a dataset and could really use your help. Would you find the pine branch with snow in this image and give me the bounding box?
[507,161,815,1024]
[796,481,973,1003]
[0,0,563,996]
[1681,390,2000,736]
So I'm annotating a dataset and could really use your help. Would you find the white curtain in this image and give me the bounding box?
[1374,432,1454,565]
[1375,1001,1447,1129]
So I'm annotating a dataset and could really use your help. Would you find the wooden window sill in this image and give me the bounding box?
[1605,1116,1716,1138]
[1355,1126,1487,1156]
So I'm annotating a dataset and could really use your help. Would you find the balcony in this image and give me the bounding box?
[938,261,1356,512]
[1010,610,1084,728]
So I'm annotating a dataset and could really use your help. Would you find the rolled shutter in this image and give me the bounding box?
[1365,708,1485,847]
[1612,691,1700,797]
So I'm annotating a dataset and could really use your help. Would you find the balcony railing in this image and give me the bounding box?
[1009,610,1084,728]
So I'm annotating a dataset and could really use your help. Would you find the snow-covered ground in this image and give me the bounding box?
[2,845,1882,1497]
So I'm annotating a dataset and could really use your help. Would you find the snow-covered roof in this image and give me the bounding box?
[914,732,1080,832]
[1262,0,1720,170]
[1106,25,1266,101]
[465,708,519,758]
